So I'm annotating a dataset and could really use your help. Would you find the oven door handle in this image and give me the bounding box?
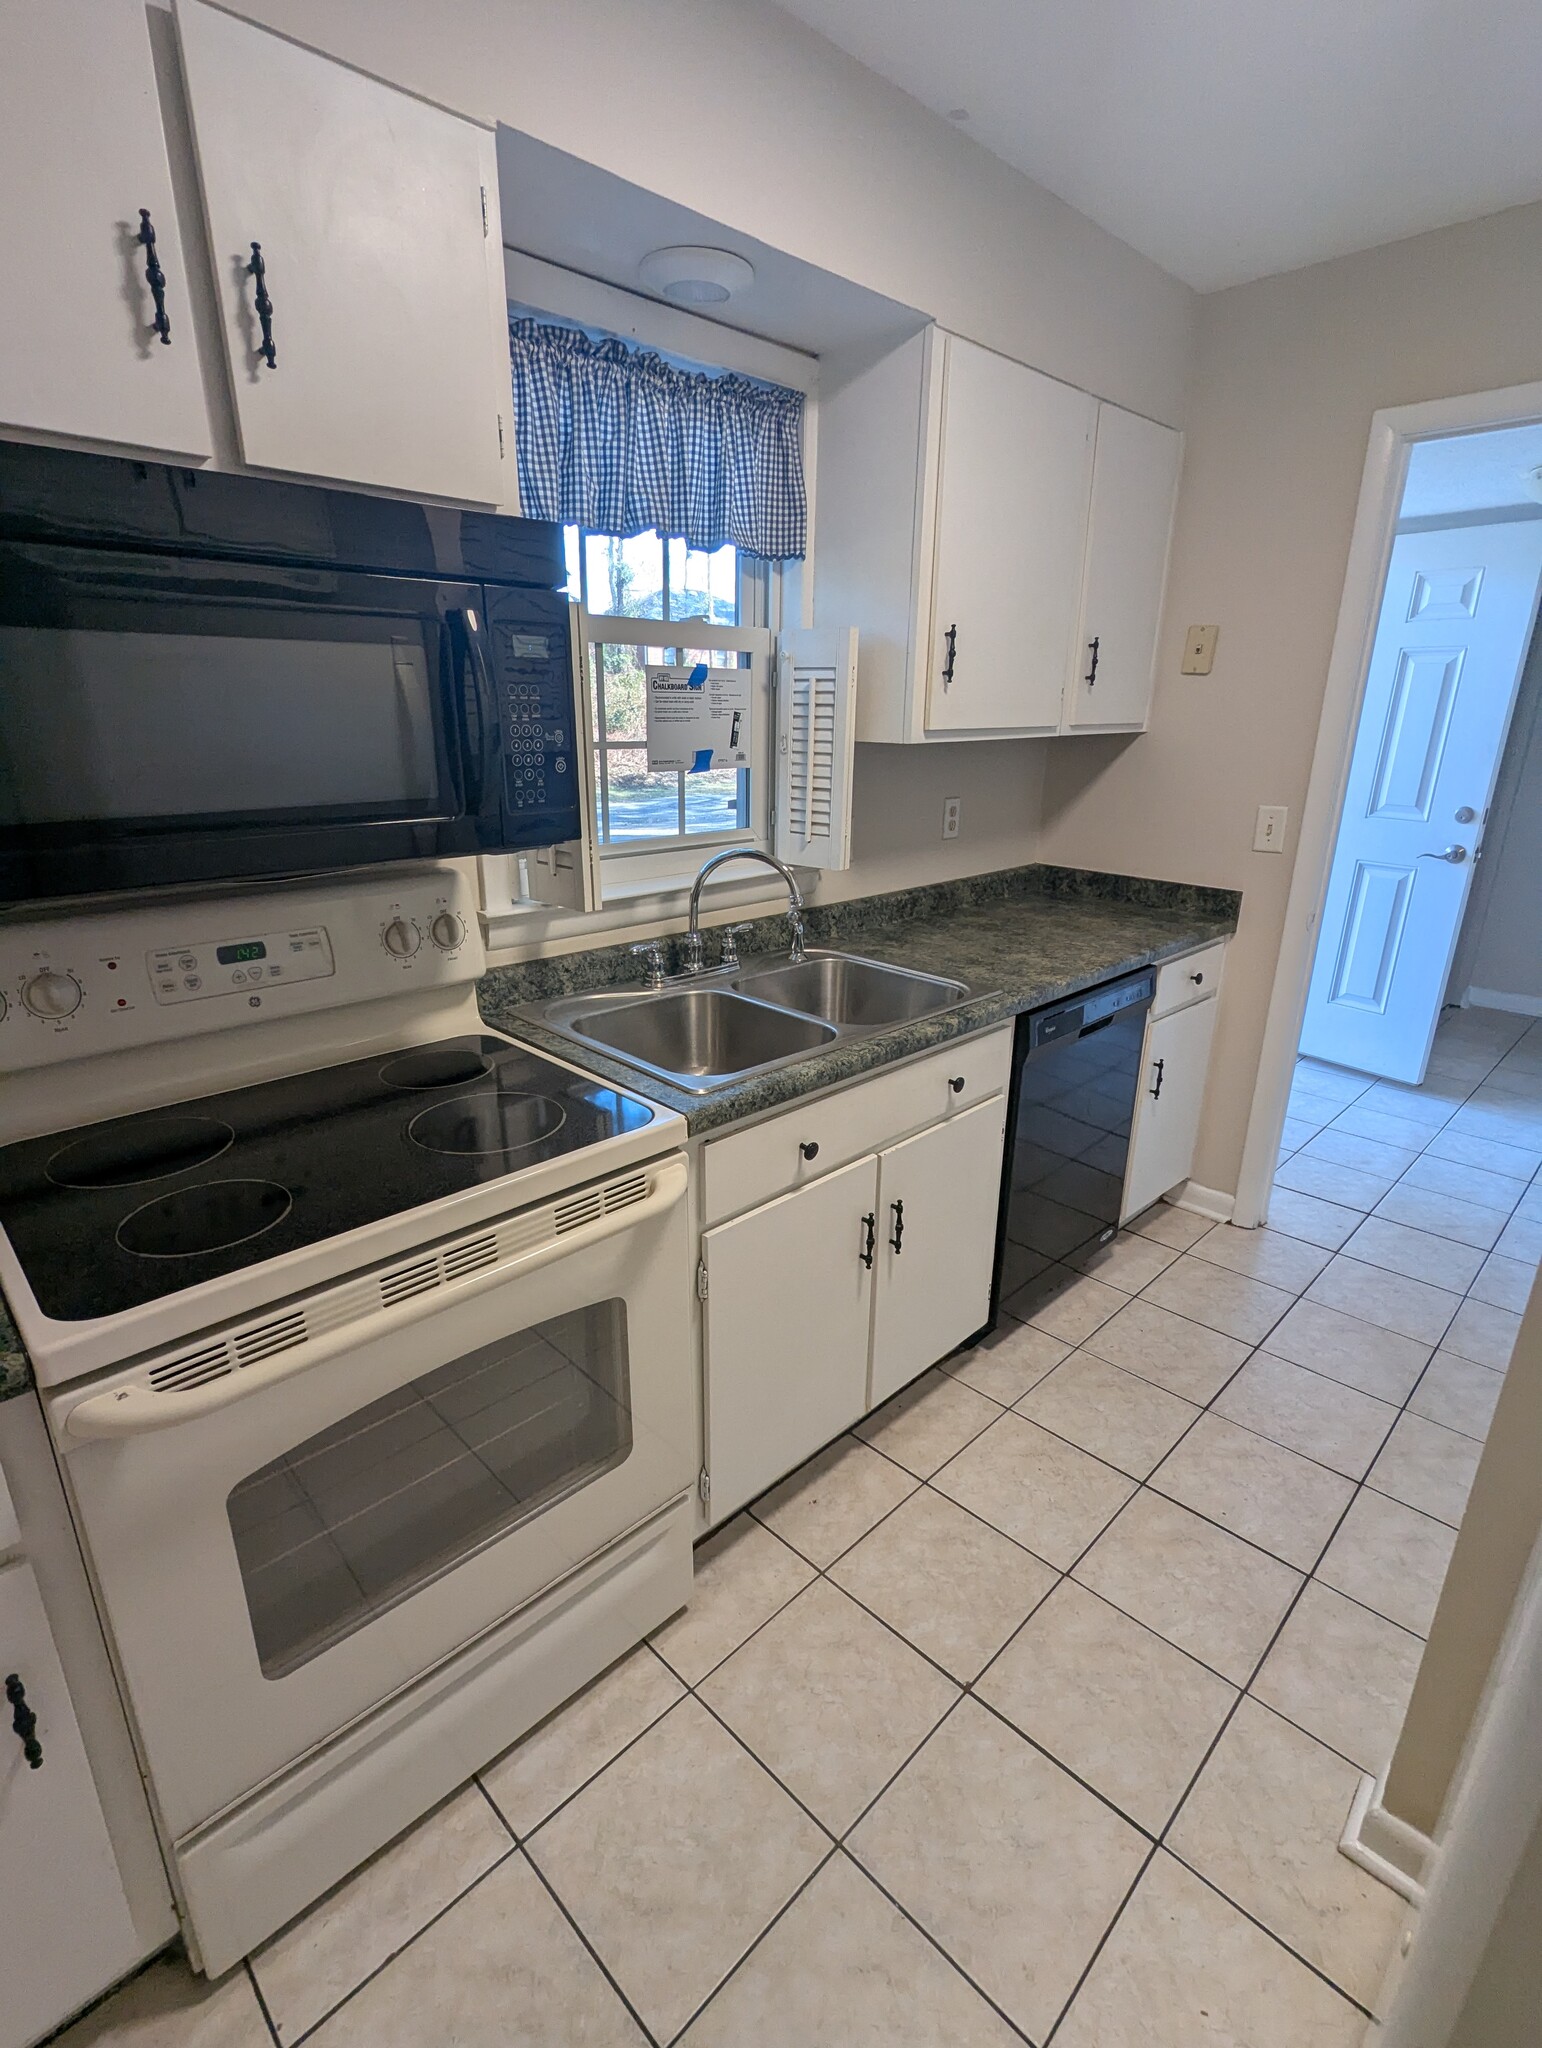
[60,1153,688,1443]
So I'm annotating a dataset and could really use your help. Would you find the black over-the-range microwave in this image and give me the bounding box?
[0,444,583,904]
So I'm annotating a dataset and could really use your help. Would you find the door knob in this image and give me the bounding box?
[1418,845,1468,864]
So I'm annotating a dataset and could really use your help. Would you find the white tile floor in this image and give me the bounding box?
[56,1008,1541,2048]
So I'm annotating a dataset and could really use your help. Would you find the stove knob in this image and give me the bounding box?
[23,969,83,1019]
[381,917,421,959]
[429,911,464,951]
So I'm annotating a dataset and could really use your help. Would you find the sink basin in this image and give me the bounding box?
[735,952,968,1028]
[568,987,836,1089]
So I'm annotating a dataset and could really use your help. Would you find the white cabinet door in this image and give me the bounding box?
[0,0,212,460]
[175,0,506,505]
[1122,997,1219,1222]
[1064,405,1182,732]
[0,1560,143,2048]
[703,1156,877,1523]
[870,1095,1006,1407]
[925,336,1096,735]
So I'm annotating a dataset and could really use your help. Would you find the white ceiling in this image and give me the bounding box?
[1402,425,1542,520]
[775,0,1542,291]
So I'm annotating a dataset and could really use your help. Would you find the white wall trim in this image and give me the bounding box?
[1462,986,1542,1017]
[1172,1181,1234,1223]
[1341,1769,1433,1904]
[1234,378,1542,1230]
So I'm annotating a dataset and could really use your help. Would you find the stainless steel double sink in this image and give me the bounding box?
[521,950,975,1094]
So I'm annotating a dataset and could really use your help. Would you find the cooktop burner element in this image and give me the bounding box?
[46,1115,235,1190]
[0,1036,655,1323]
[407,1089,566,1157]
[117,1180,294,1260]
[378,1048,493,1091]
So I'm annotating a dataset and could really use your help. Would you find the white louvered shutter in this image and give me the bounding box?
[774,627,858,870]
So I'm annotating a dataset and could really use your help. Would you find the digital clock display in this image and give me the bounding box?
[216,941,267,965]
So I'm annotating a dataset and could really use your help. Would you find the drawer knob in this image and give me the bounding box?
[1189,970,1204,985]
[799,1140,820,1161]
[949,1075,966,1094]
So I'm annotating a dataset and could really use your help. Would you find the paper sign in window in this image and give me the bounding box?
[645,663,752,773]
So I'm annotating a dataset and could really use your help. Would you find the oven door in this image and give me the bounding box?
[0,542,568,901]
[45,1152,692,1841]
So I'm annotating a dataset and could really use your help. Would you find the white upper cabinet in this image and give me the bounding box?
[924,337,1096,736]
[0,0,212,460]
[814,325,1180,743]
[1062,404,1183,732]
[174,0,509,506]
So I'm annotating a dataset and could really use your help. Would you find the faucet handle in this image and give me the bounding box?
[786,906,807,964]
[628,940,667,989]
[719,923,755,968]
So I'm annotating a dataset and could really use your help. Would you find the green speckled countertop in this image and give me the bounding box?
[0,1293,31,1402]
[478,863,1241,1137]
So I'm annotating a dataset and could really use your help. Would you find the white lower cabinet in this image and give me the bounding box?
[870,1097,1006,1407]
[703,1155,879,1525]
[0,1560,144,2048]
[700,1037,1011,1525]
[1122,992,1221,1221]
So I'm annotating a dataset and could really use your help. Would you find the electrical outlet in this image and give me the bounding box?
[942,797,962,840]
[1182,625,1219,675]
[1254,804,1288,853]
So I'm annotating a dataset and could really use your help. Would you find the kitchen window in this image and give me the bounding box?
[561,525,776,863]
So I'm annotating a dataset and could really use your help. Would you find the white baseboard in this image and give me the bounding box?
[1462,986,1542,1017]
[1340,1770,1434,1904]
[1171,1181,1235,1223]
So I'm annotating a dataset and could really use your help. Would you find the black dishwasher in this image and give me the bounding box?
[991,968,1156,1327]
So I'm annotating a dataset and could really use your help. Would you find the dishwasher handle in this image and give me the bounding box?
[62,1153,689,1443]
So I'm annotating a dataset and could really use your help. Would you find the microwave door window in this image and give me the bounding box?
[0,622,447,829]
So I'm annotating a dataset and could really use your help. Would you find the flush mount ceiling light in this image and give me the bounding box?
[1522,463,1542,504]
[638,245,755,306]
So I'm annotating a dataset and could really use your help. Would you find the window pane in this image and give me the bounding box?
[604,747,681,839]
[667,539,738,625]
[228,1302,632,1678]
[598,643,646,743]
[585,532,664,619]
[684,767,746,835]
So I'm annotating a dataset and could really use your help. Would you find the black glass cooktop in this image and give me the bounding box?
[0,1037,654,1324]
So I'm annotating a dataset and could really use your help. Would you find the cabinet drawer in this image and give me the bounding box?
[703,1025,1012,1226]
[1154,942,1226,1019]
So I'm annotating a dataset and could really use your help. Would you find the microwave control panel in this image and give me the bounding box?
[0,867,484,1073]
[487,591,583,842]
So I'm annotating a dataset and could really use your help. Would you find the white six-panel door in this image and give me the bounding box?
[1300,522,1542,1082]
[0,0,212,460]
[174,0,507,506]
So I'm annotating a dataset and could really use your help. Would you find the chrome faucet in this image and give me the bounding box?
[684,850,806,972]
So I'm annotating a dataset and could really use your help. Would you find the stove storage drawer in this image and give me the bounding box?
[702,1025,1012,1227]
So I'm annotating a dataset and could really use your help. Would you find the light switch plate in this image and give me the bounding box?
[1182,624,1219,674]
[1254,804,1288,852]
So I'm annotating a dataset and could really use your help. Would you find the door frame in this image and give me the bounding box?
[1234,377,1542,1229]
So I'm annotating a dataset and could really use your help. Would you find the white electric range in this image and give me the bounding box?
[0,866,693,1974]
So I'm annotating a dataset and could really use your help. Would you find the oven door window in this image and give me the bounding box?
[227,1302,632,1679]
[0,546,467,835]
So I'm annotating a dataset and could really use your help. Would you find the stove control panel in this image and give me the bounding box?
[149,925,336,1004]
[0,866,484,1072]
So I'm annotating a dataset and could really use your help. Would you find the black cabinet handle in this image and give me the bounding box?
[137,209,171,345]
[799,1140,819,1161]
[1189,970,1204,985]
[1149,1057,1165,1101]
[860,1212,876,1269]
[6,1674,42,1770]
[1085,636,1101,688]
[248,241,277,368]
[889,1198,905,1254]
[949,1075,965,1094]
[942,623,958,689]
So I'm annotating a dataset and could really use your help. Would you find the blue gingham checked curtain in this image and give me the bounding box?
[508,317,807,560]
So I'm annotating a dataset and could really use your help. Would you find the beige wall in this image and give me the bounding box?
[1040,199,1542,1195]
